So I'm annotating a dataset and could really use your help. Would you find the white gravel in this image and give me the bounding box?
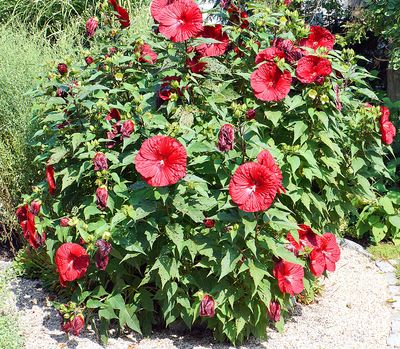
[3,245,393,349]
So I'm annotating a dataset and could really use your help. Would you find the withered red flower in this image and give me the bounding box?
[295,55,332,84]
[158,76,182,101]
[57,63,68,75]
[93,152,108,172]
[186,54,208,74]
[108,0,130,28]
[200,294,215,317]
[95,239,112,271]
[246,109,256,120]
[273,260,304,296]
[61,314,85,336]
[138,43,158,64]
[86,17,98,38]
[29,201,41,216]
[96,187,109,210]
[217,124,235,152]
[267,301,281,322]
[250,62,292,102]
[157,0,203,42]
[105,108,121,121]
[121,120,135,138]
[195,24,229,57]
[55,243,90,287]
[135,135,187,187]
[46,165,56,195]
[300,25,335,51]
[229,162,280,212]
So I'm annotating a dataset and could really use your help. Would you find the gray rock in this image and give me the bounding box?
[376,260,396,273]
[387,333,400,347]
[387,273,398,285]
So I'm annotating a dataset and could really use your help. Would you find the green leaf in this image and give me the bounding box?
[219,248,240,281]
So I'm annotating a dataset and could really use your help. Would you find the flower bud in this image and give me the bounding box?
[60,217,70,227]
[93,152,109,172]
[85,56,94,65]
[267,301,281,322]
[203,218,215,228]
[200,294,215,318]
[120,120,135,138]
[57,63,68,75]
[217,124,235,152]
[246,109,256,120]
[85,17,99,38]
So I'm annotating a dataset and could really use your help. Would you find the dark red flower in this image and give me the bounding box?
[95,239,112,271]
[251,62,292,102]
[57,63,68,75]
[106,122,120,149]
[93,152,108,172]
[257,150,285,194]
[135,135,187,187]
[55,243,90,287]
[60,217,70,227]
[29,201,41,216]
[86,17,98,38]
[186,54,208,74]
[96,187,109,210]
[138,43,158,64]
[46,165,56,195]
[16,205,28,224]
[273,260,304,296]
[105,108,121,121]
[150,0,177,22]
[85,56,94,65]
[158,76,182,101]
[246,109,256,120]
[227,4,249,29]
[217,124,235,152]
[287,224,321,252]
[309,233,341,277]
[229,162,280,212]
[108,0,130,28]
[380,106,396,145]
[21,211,46,249]
[296,55,332,84]
[203,218,215,228]
[274,38,304,64]
[255,47,285,65]
[267,301,281,322]
[300,26,335,51]
[61,314,85,336]
[200,294,215,317]
[195,25,229,57]
[121,120,135,138]
[157,0,203,43]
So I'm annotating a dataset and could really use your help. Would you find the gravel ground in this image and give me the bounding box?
[3,244,393,349]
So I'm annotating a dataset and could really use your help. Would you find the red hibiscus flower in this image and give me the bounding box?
[55,243,90,287]
[157,0,203,43]
[229,162,280,212]
[267,301,281,322]
[108,0,130,28]
[195,25,229,57]
[95,239,112,271]
[135,135,187,187]
[61,314,85,336]
[93,152,108,172]
[250,62,292,102]
[227,4,249,29]
[255,47,285,65]
[137,43,158,64]
[86,17,98,38]
[295,55,332,84]
[309,233,341,277]
[257,150,285,194]
[380,106,396,145]
[46,165,56,195]
[150,0,177,22]
[96,187,109,210]
[300,25,335,51]
[200,294,215,317]
[273,260,304,296]
[287,224,321,252]
[217,124,235,152]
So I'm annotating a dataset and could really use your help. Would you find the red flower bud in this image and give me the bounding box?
[200,294,215,318]
[16,205,28,224]
[46,165,56,195]
[203,218,215,228]
[121,120,135,138]
[85,56,94,65]
[29,201,41,216]
[246,109,256,120]
[60,217,70,227]
[267,301,281,322]
[217,124,235,152]
[95,239,112,270]
[93,152,109,171]
[86,17,98,38]
[57,63,68,75]
[96,187,108,210]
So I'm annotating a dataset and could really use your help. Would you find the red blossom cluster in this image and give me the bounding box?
[16,202,46,249]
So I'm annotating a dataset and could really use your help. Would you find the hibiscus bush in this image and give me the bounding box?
[17,0,397,344]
